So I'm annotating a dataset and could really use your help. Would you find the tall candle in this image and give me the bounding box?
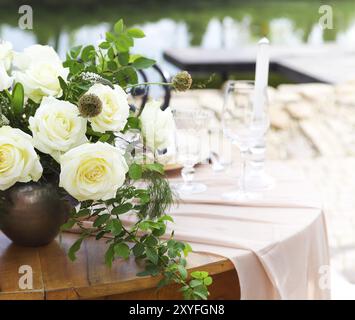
[254,37,270,117]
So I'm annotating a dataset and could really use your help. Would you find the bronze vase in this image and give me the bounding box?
[0,182,71,247]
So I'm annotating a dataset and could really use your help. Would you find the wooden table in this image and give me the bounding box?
[0,232,239,300]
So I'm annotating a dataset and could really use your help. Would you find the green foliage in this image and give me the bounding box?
[61,18,156,106]
[11,83,25,117]
[65,164,212,300]
[0,84,34,134]
[129,163,143,180]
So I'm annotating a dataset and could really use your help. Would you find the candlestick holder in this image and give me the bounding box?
[245,136,275,191]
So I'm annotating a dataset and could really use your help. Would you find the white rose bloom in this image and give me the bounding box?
[0,62,13,91]
[59,142,128,201]
[29,97,88,161]
[0,40,13,71]
[12,45,68,103]
[0,126,43,191]
[140,100,175,151]
[86,83,129,133]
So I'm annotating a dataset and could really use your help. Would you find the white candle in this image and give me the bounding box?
[254,37,270,117]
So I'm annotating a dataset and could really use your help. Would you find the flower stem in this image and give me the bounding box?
[124,82,173,90]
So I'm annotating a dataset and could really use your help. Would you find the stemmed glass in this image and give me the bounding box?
[222,80,269,200]
[172,109,208,195]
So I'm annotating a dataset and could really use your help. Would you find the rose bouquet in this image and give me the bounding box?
[0,20,212,299]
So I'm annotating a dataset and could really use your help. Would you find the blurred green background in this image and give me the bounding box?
[1,0,354,87]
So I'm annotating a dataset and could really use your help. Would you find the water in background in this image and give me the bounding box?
[1,0,355,91]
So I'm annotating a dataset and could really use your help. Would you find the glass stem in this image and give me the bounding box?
[240,150,248,194]
[181,165,195,187]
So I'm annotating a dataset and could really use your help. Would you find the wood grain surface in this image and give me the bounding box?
[0,232,240,300]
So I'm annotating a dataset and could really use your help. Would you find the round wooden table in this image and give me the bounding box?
[0,232,240,300]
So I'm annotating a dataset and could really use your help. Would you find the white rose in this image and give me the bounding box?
[0,126,43,191]
[29,97,88,162]
[86,83,129,133]
[140,100,175,151]
[0,62,13,91]
[12,45,68,103]
[13,44,62,71]
[0,40,13,71]
[59,142,128,201]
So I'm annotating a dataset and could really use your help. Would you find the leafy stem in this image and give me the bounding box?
[62,168,212,300]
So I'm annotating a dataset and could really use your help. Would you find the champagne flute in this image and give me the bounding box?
[222,80,269,200]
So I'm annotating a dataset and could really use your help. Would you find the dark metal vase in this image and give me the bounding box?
[0,182,70,247]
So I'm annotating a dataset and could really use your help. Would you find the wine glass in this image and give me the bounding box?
[172,109,208,195]
[222,80,269,200]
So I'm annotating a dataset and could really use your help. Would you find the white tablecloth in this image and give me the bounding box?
[166,163,330,299]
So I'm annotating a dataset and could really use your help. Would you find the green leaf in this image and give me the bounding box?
[143,163,164,175]
[127,116,140,129]
[99,41,111,49]
[105,244,115,267]
[127,28,145,38]
[183,243,193,257]
[106,32,116,43]
[107,47,115,60]
[114,19,124,34]
[93,214,110,227]
[137,264,160,277]
[145,247,159,265]
[93,207,106,215]
[132,243,145,257]
[132,57,156,70]
[95,230,106,240]
[129,54,142,63]
[81,45,95,62]
[58,76,68,92]
[152,224,166,237]
[139,193,150,204]
[203,276,213,286]
[107,61,118,71]
[193,290,208,300]
[69,45,82,59]
[174,241,186,251]
[107,219,122,236]
[194,285,208,296]
[189,279,203,288]
[76,208,91,217]
[98,133,111,142]
[180,285,191,292]
[60,218,76,231]
[116,66,138,86]
[114,242,130,259]
[191,271,209,280]
[139,221,150,231]
[159,215,174,223]
[144,234,158,247]
[177,265,187,280]
[157,277,170,289]
[129,163,142,180]
[11,83,24,116]
[112,203,133,215]
[68,237,84,261]
[115,34,133,52]
[167,239,176,248]
[180,257,187,267]
[118,52,129,66]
